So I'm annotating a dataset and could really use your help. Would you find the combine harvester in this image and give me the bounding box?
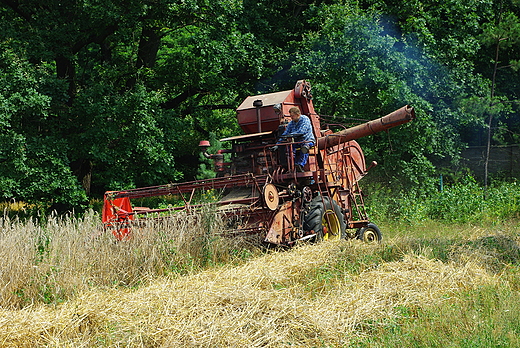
[103,80,414,245]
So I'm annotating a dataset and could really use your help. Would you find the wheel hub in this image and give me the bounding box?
[322,210,340,241]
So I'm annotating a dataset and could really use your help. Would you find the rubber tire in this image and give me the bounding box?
[356,222,382,243]
[303,196,347,241]
[302,196,325,241]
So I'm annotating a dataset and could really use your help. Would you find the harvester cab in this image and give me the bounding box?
[102,80,415,246]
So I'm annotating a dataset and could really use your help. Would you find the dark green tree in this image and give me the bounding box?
[479,0,520,187]
[289,3,468,193]
[0,47,87,209]
[1,0,520,210]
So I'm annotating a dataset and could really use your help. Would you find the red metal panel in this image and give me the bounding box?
[102,193,134,240]
[236,90,293,134]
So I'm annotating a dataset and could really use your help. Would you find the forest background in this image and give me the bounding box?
[0,0,519,212]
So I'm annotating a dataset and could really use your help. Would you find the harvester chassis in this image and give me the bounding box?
[102,80,414,246]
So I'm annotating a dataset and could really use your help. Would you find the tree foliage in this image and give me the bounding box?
[0,0,519,208]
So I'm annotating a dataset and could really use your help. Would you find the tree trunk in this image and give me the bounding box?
[71,159,92,196]
[127,26,161,89]
[55,54,76,106]
[137,27,161,69]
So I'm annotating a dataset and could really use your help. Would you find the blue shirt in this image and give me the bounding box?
[278,115,315,144]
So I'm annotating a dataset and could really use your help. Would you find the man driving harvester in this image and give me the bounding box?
[271,106,316,172]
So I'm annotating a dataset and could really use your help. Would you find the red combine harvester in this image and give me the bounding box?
[102,80,415,245]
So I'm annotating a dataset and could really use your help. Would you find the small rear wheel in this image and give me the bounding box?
[356,223,382,243]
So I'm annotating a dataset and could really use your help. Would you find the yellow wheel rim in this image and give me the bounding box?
[322,210,341,241]
[362,229,379,243]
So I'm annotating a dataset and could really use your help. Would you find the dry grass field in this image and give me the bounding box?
[0,211,519,347]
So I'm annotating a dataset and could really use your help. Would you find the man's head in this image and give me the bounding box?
[289,107,301,122]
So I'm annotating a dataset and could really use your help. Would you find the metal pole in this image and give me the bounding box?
[253,99,263,133]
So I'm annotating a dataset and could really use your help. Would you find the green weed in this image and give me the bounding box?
[366,177,520,225]
[350,285,520,348]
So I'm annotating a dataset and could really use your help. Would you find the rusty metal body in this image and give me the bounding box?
[103,80,415,245]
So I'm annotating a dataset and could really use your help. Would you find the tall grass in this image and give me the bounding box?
[0,208,261,309]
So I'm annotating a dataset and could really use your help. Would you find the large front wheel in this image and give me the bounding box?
[303,196,346,241]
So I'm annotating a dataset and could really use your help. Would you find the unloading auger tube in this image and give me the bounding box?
[317,105,415,149]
